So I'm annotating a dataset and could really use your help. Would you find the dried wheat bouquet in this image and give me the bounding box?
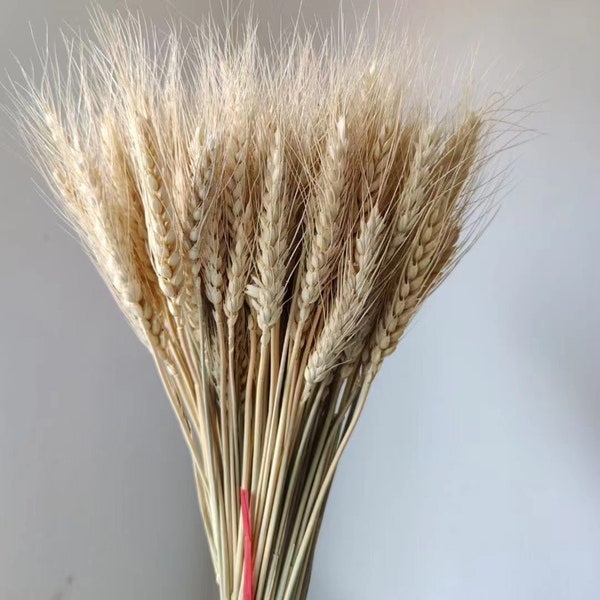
[10,8,503,600]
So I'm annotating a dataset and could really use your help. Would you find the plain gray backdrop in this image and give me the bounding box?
[1,1,599,599]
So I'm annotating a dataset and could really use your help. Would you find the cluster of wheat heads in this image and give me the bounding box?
[11,10,502,600]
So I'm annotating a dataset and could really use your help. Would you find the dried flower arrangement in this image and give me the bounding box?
[10,9,504,600]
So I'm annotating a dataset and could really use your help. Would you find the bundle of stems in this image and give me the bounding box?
[11,9,502,600]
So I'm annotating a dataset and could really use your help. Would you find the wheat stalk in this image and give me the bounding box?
[9,9,507,600]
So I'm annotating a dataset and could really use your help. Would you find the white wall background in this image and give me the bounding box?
[1,1,599,599]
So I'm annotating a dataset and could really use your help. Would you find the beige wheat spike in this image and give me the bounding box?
[100,115,149,266]
[217,111,255,386]
[186,132,218,333]
[247,126,289,337]
[130,117,185,318]
[297,115,349,326]
[166,122,198,327]
[189,132,218,284]
[223,116,250,235]
[387,124,440,259]
[190,131,227,320]
[84,171,152,345]
[428,112,485,211]
[223,138,254,324]
[99,114,165,321]
[200,200,226,318]
[362,117,397,206]
[366,216,453,373]
[304,204,388,387]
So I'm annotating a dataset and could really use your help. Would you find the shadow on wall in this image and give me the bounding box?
[49,575,74,600]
